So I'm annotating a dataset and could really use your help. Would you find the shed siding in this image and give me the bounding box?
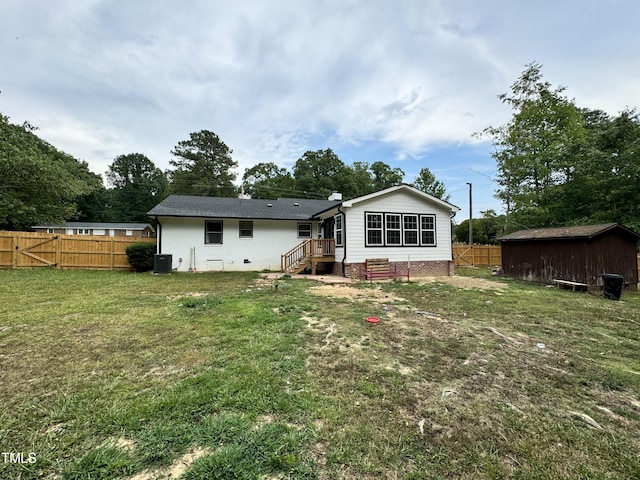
[502,231,638,288]
[344,190,453,264]
[159,216,319,271]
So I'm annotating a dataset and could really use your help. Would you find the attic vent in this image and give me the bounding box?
[267,203,273,207]
[294,202,300,206]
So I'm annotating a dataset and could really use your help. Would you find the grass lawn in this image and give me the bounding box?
[1,268,640,479]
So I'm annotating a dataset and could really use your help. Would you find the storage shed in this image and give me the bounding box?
[499,223,639,291]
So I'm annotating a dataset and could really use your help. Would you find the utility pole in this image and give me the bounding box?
[466,182,473,246]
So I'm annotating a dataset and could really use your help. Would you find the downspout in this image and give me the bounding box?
[449,210,457,275]
[338,204,346,277]
[155,216,162,254]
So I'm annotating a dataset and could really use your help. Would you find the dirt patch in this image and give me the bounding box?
[128,445,211,480]
[105,436,136,453]
[414,275,508,291]
[308,284,407,303]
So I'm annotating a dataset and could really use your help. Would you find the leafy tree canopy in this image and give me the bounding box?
[292,149,356,198]
[412,167,450,201]
[478,63,586,230]
[241,162,296,199]
[169,130,238,197]
[0,114,100,230]
[370,161,405,191]
[106,153,169,222]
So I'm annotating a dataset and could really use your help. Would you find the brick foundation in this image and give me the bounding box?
[331,260,455,280]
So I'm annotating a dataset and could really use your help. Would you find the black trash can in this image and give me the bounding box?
[601,274,623,300]
[154,254,172,274]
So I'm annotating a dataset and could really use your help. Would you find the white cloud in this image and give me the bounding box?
[2,0,640,221]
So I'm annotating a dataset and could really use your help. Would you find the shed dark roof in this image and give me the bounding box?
[148,195,338,221]
[499,223,640,241]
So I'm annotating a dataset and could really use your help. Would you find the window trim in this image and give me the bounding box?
[77,228,90,235]
[365,211,437,247]
[420,214,436,246]
[205,219,224,245]
[297,222,312,239]
[385,213,402,246]
[239,220,253,238]
[403,214,419,246]
[334,214,343,247]
[365,213,384,246]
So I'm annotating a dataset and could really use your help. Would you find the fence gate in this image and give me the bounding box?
[454,246,473,266]
[16,234,58,267]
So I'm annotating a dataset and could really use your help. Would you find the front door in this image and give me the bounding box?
[323,217,335,240]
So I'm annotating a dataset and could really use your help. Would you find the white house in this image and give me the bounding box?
[148,184,460,277]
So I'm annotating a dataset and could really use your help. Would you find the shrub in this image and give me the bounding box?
[125,242,156,272]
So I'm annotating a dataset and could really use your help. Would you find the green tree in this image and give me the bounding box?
[106,153,169,221]
[454,210,505,244]
[292,149,356,198]
[370,161,404,191]
[75,182,115,222]
[241,162,296,199]
[347,161,375,197]
[169,130,237,196]
[558,109,640,232]
[412,167,450,201]
[0,114,100,230]
[478,63,585,230]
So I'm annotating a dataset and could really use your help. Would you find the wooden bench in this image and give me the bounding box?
[365,258,401,282]
[553,279,588,291]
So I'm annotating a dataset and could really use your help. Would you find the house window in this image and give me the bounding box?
[46,228,55,234]
[403,215,419,245]
[239,221,253,238]
[365,212,437,247]
[93,229,106,236]
[77,229,90,235]
[335,214,343,246]
[366,213,383,246]
[125,229,133,236]
[298,222,312,238]
[385,214,401,245]
[420,215,436,246]
[66,228,74,235]
[205,220,223,244]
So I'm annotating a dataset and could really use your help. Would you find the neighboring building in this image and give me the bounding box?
[32,222,155,238]
[499,223,639,290]
[148,184,460,277]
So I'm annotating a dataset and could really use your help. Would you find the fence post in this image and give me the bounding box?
[55,235,62,268]
[12,233,18,268]
[110,238,115,271]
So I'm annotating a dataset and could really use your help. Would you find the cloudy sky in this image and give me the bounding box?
[1,1,638,221]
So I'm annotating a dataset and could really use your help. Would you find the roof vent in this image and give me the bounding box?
[267,203,273,207]
[294,202,300,206]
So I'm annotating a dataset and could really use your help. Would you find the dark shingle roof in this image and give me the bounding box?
[499,223,640,241]
[147,195,338,221]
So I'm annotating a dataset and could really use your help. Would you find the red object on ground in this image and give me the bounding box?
[366,317,380,323]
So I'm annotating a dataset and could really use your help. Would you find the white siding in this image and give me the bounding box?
[344,190,453,263]
[159,217,319,271]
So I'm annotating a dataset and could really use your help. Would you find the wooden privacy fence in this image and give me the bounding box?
[453,244,502,267]
[0,231,156,270]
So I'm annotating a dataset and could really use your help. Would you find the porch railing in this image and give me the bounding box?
[281,239,335,273]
